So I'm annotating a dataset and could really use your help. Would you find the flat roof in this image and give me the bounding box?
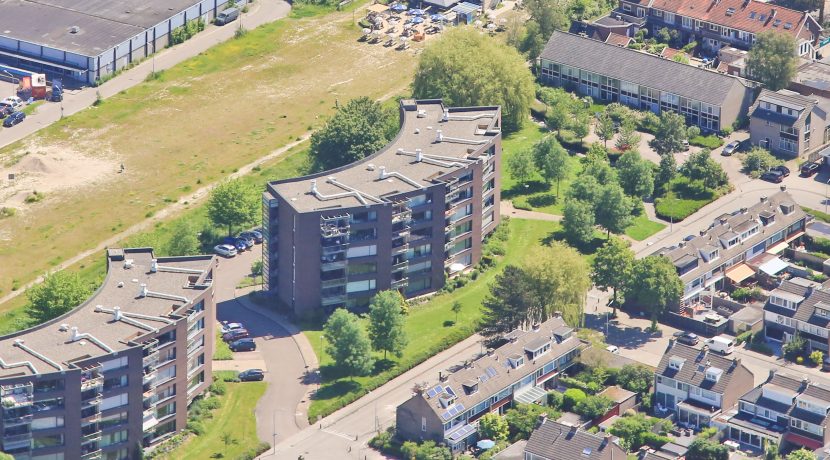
[267,100,501,213]
[0,249,214,378]
[0,0,206,57]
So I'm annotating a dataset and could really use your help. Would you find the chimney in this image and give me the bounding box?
[378,166,387,180]
[113,306,122,321]
[438,371,444,382]
[770,8,777,19]
[442,108,449,122]
[416,149,423,162]
[70,327,80,342]
[760,195,768,203]
[780,185,787,191]
[552,311,562,318]
[536,413,548,428]
[310,179,318,194]
[435,130,443,143]
[139,284,148,298]
[532,323,541,332]
[150,259,158,273]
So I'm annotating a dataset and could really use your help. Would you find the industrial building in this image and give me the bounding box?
[0,0,240,85]
[262,99,502,317]
[0,248,216,459]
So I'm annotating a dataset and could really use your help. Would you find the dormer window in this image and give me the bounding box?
[508,354,524,369]
[770,293,804,310]
[705,367,724,383]
[462,380,478,395]
[669,356,685,371]
[708,249,719,261]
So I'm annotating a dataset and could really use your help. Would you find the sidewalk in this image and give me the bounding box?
[0,0,290,149]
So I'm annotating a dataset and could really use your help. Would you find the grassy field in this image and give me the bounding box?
[804,207,830,223]
[0,2,417,300]
[625,214,666,241]
[304,218,561,421]
[655,177,723,222]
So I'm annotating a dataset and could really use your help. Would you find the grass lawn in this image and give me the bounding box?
[155,373,267,460]
[624,214,666,241]
[804,207,830,223]
[213,332,233,361]
[501,123,583,216]
[0,1,417,300]
[304,218,562,422]
[654,177,723,222]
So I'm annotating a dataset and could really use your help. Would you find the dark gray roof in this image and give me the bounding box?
[656,342,748,395]
[736,373,830,429]
[525,420,626,460]
[766,278,830,328]
[748,90,825,128]
[539,31,751,106]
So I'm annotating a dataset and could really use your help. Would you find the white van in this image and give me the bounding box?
[215,7,240,25]
[707,335,735,355]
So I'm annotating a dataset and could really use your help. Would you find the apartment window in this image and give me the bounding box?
[482,211,495,228]
[154,420,177,439]
[350,211,377,223]
[623,3,631,11]
[157,385,176,401]
[451,221,473,238]
[157,401,177,419]
[779,139,797,152]
[406,277,432,294]
[33,397,64,412]
[407,260,432,274]
[157,365,176,384]
[407,244,432,259]
[101,356,129,373]
[450,237,472,256]
[31,416,64,431]
[664,12,675,22]
[100,430,128,448]
[187,317,205,338]
[34,379,64,393]
[100,411,128,429]
[348,262,377,275]
[347,245,377,258]
[32,434,64,449]
[188,371,204,393]
[412,210,432,223]
[32,454,64,460]
[350,227,376,242]
[422,417,427,432]
[346,279,376,293]
[653,9,663,17]
[682,16,693,28]
[409,193,432,207]
[188,354,205,375]
[101,393,129,411]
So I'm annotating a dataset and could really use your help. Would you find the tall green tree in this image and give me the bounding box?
[505,404,550,441]
[517,0,570,60]
[747,31,798,91]
[616,150,655,199]
[523,242,591,327]
[167,221,200,256]
[478,413,509,442]
[309,97,396,172]
[583,156,618,185]
[595,184,635,237]
[686,438,729,460]
[563,199,596,248]
[786,449,818,460]
[595,112,615,148]
[207,178,259,236]
[367,290,408,360]
[533,136,569,195]
[413,28,535,132]
[625,257,683,328]
[481,265,535,337]
[651,112,688,156]
[616,364,654,393]
[323,309,374,378]
[591,238,635,312]
[656,153,678,194]
[27,271,91,324]
[574,395,615,419]
[680,150,728,189]
[507,148,536,185]
[567,174,602,207]
[615,118,641,152]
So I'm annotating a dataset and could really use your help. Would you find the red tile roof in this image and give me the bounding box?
[650,0,813,40]
[606,32,634,46]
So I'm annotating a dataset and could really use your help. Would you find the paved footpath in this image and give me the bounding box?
[0,0,290,149]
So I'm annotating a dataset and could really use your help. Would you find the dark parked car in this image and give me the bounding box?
[222,236,248,252]
[239,230,263,244]
[801,162,821,177]
[230,338,256,352]
[771,165,790,177]
[239,369,265,381]
[223,328,249,342]
[760,170,784,183]
[0,106,12,119]
[2,111,24,128]
[676,332,699,346]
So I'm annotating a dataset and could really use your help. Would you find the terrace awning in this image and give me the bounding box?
[759,257,788,276]
[514,385,547,404]
[766,241,788,255]
[726,263,755,283]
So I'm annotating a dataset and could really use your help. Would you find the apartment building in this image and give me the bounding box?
[655,340,755,429]
[720,373,830,451]
[539,31,754,132]
[749,89,830,159]
[660,191,807,304]
[763,276,830,352]
[396,316,584,452]
[0,248,215,460]
[524,419,626,460]
[262,99,502,317]
[616,0,821,57]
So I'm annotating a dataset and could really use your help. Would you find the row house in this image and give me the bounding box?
[396,315,584,453]
[616,0,821,57]
[719,373,830,452]
[764,276,830,351]
[539,31,754,132]
[659,191,807,306]
[654,340,755,429]
[524,419,627,460]
[749,89,830,159]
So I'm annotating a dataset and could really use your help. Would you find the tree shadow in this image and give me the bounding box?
[542,228,608,256]
[374,359,396,373]
[502,180,549,199]
[311,379,362,401]
[527,193,558,208]
[443,320,455,327]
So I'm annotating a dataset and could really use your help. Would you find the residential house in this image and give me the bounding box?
[763,276,830,351]
[720,372,830,451]
[654,340,755,428]
[749,89,830,159]
[539,30,755,132]
[524,419,627,460]
[596,386,638,425]
[615,0,821,57]
[396,315,584,452]
[570,15,639,44]
[660,191,807,307]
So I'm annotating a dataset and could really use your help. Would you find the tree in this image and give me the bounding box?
[505,403,550,441]
[413,28,535,133]
[651,112,688,156]
[562,199,596,247]
[595,184,635,237]
[400,441,452,460]
[583,156,618,185]
[450,301,462,324]
[309,97,396,172]
[569,112,591,141]
[27,271,91,324]
[687,125,701,140]
[523,242,591,327]
[507,148,536,185]
[680,150,728,189]
[610,413,670,452]
[367,290,408,360]
[517,0,570,60]
[0,453,15,460]
[765,442,780,460]
[656,153,677,194]
[562,388,587,410]
[672,53,690,64]
[616,364,653,393]
[742,147,782,177]
[207,179,259,236]
[167,221,200,256]
[478,413,509,442]
[786,449,818,460]
[747,31,798,91]
[574,395,614,419]
[811,350,825,366]
[625,256,683,328]
[533,136,569,195]
[595,112,615,148]
[616,150,654,199]
[591,239,635,312]
[615,118,641,152]
[481,265,535,337]
[567,174,602,207]
[686,438,729,460]
[323,309,374,378]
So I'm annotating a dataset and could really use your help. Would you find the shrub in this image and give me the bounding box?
[369,427,397,455]
[209,380,227,396]
[563,388,587,410]
[547,390,563,409]
[719,126,734,137]
[742,147,782,178]
[736,331,752,345]
[187,420,206,435]
[689,135,723,149]
[797,356,805,365]
[731,287,763,302]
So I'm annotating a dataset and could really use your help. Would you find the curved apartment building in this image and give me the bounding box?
[0,248,216,460]
[263,99,503,317]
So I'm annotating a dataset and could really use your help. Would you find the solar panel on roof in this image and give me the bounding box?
[441,411,451,420]
[426,387,438,398]
[486,367,498,377]
[448,406,458,416]
[480,373,490,383]
[457,403,465,411]
[445,386,456,397]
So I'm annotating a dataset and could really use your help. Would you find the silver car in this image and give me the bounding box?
[721,141,740,156]
[214,244,237,257]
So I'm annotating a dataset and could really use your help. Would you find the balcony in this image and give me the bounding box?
[320,259,347,271]
[392,260,409,272]
[2,432,32,451]
[391,278,408,289]
[81,394,102,408]
[1,393,33,410]
[392,245,408,256]
[81,447,102,460]
[321,294,347,306]
[321,277,347,288]
[82,428,102,443]
[80,375,104,392]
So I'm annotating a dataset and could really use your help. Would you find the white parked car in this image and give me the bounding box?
[606,345,620,354]
[214,244,237,257]
[221,322,245,334]
[0,96,23,110]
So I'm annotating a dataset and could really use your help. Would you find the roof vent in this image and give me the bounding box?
[124,259,134,269]
[150,259,158,273]
[442,108,449,122]
[310,179,318,194]
[366,164,375,171]
[139,283,148,298]
[378,166,387,180]
[436,130,443,143]
[417,109,427,118]
[69,26,80,34]
[59,324,69,332]
[113,306,123,321]
[415,149,423,162]
[117,281,124,288]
